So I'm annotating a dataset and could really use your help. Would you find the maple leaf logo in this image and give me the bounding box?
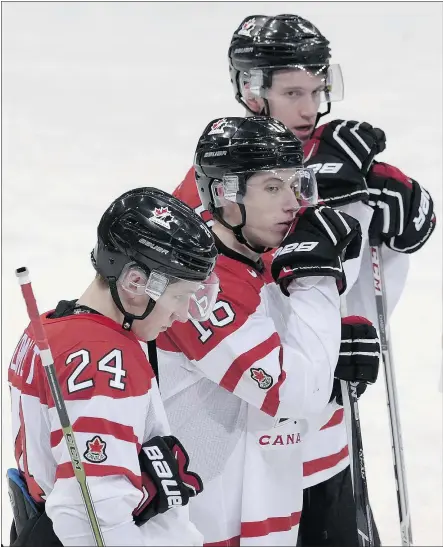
[149,206,174,229]
[238,17,256,36]
[84,435,107,463]
[208,118,229,135]
[242,18,255,31]
[89,437,104,453]
[211,119,226,131]
[251,369,266,383]
[154,206,170,217]
[250,367,273,389]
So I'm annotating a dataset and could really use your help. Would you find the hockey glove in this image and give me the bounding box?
[367,162,436,252]
[271,205,362,296]
[133,435,203,526]
[330,316,380,406]
[306,120,386,207]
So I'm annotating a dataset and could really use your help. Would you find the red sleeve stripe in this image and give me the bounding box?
[55,462,142,490]
[320,408,344,430]
[203,510,301,545]
[260,347,285,417]
[241,510,301,538]
[220,332,281,393]
[204,537,240,547]
[50,417,140,450]
[303,444,349,476]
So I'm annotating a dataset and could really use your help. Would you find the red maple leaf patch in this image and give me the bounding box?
[84,435,107,463]
[250,367,273,389]
[251,369,266,383]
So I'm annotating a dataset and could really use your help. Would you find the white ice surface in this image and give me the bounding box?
[1,2,442,545]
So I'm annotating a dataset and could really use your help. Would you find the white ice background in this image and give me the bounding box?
[1,2,442,545]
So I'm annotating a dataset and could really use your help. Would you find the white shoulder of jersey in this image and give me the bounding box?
[158,271,341,421]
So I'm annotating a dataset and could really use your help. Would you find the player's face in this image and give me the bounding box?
[132,284,190,340]
[267,69,325,143]
[131,280,213,341]
[248,69,324,144]
[227,169,300,248]
[117,264,219,340]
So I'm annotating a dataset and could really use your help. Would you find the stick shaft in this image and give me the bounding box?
[340,297,374,546]
[370,246,413,546]
[16,267,106,547]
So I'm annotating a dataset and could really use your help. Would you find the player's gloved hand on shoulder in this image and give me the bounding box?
[133,435,203,526]
[271,205,362,296]
[305,120,386,207]
[367,162,436,252]
[330,316,380,406]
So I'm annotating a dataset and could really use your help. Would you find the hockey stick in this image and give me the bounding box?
[15,267,105,547]
[340,298,374,546]
[370,246,413,546]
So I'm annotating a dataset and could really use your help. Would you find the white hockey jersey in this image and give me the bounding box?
[8,309,202,546]
[172,169,409,491]
[300,202,410,488]
[157,249,342,545]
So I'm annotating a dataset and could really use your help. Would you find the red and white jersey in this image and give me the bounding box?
[301,200,409,488]
[171,158,409,492]
[157,246,341,545]
[8,309,203,546]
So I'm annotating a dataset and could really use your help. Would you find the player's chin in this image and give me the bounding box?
[257,231,287,249]
[133,322,158,341]
[292,129,312,144]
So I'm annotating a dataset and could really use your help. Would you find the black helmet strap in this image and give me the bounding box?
[314,97,331,128]
[211,202,269,255]
[108,277,157,331]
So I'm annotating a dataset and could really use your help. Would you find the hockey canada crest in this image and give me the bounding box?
[250,367,273,389]
[208,118,229,136]
[149,206,174,229]
[84,435,107,463]
[238,17,256,37]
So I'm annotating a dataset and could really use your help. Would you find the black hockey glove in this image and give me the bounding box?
[271,205,362,296]
[306,120,386,207]
[133,435,203,526]
[367,162,436,252]
[330,316,380,406]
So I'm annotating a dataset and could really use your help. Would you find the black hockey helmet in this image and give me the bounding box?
[92,187,218,328]
[194,116,317,252]
[228,14,343,120]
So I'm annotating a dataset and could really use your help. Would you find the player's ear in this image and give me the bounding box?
[117,282,137,306]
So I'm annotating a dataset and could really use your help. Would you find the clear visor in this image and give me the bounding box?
[212,167,318,209]
[249,63,344,103]
[118,263,219,322]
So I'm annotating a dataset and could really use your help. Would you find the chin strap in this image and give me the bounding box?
[108,277,157,331]
[314,100,331,129]
[147,340,159,382]
[211,203,271,255]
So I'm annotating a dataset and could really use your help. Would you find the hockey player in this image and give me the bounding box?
[7,187,219,546]
[157,116,381,545]
[173,14,436,546]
